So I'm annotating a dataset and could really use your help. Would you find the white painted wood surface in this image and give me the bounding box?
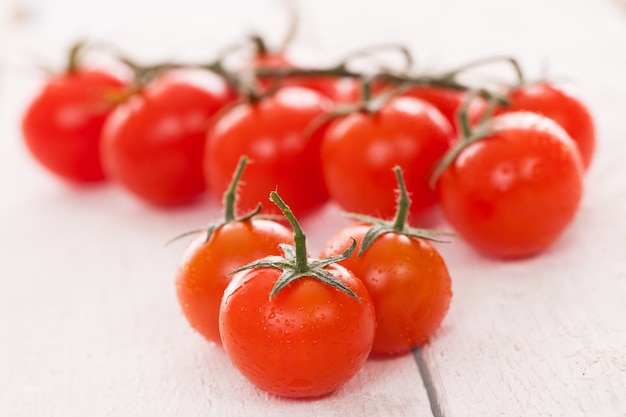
[1,1,626,416]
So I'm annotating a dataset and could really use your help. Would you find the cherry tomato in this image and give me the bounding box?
[21,69,128,182]
[495,82,595,170]
[101,68,236,206]
[220,260,375,398]
[176,220,293,345]
[321,96,455,224]
[437,111,584,258]
[320,224,452,355]
[204,86,333,218]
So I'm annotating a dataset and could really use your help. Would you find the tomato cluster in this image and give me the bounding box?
[20,31,595,399]
[21,38,593,258]
[176,158,452,398]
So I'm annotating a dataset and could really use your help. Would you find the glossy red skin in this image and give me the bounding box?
[219,261,376,398]
[320,224,452,355]
[22,69,127,182]
[400,86,487,136]
[101,69,236,206]
[176,220,294,345]
[204,86,333,218]
[253,53,357,103]
[438,111,584,258]
[321,96,455,224]
[495,83,595,170]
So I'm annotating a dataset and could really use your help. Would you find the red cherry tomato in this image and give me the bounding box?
[204,86,333,218]
[437,111,584,258]
[176,220,293,345]
[220,260,375,398]
[21,69,128,182]
[321,96,455,224]
[320,224,452,355]
[495,82,595,170]
[101,68,236,206]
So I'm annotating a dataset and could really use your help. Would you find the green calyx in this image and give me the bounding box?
[428,91,503,189]
[229,191,360,302]
[166,155,261,246]
[344,166,456,257]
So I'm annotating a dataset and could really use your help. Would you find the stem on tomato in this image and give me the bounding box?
[442,55,525,86]
[338,43,415,74]
[250,34,270,57]
[360,78,373,108]
[270,192,308,273]
[458,93,474,140]
[390,167,411,232]
[223,155,248,222]
[66,42,84,74]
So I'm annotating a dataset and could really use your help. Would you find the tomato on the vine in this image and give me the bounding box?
[220,191,376,398]
[321,95,455,224]
[22,68,128,182]
[320,167,452,355]
[495,82,595,170]
[101,68,236,206]
[204,86,333,219]
[436,111,584,258]
[175,157,294,345]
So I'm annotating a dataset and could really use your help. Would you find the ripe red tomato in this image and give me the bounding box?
[437,111,584,258]
[321,96,455,224]
[204,86,333,218]
[495,82,595,170]
[176,220,293,345]
[219,260,375,398]
[101,68,236,206]
[320,223,452,355]
[21,69,128,182]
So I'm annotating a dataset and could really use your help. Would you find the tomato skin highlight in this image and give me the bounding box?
[321,96,455,223]
[204,86,333,218]
[21,69,128,182]
[320,224,452,355]
[101,69,235,206]
[438,111,584,258]
[496,82,595,170]
[176,220,293,345]
[219,261,376,398]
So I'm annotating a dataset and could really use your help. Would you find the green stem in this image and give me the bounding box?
[223,155,248,222]
[390,166,411,232]
[361,78,372,107]
[443,55,525,86]
[66,42,84,73]
[457,92,475,140]
[254,64,361,79]
[338,43,414,74]
[270,192,308,273]
[250,34,269,56]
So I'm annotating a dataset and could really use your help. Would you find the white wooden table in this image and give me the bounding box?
[1,1,626,416]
